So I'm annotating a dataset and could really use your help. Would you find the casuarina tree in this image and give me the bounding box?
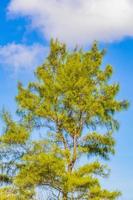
[0,40,128,200]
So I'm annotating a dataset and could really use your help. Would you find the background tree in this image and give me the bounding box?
[0,40,128,199]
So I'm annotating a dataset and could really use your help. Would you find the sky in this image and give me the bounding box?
[0,0,133,199]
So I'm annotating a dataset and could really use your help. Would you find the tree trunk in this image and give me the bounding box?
[68,135,77,172]
[62,192,67,200]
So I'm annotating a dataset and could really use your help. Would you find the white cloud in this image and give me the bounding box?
[0,43,47,71]
[8,0,133,46]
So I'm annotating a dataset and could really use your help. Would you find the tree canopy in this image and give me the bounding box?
[0,40,128,200]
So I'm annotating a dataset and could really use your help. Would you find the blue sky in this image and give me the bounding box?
[0,0,133,199]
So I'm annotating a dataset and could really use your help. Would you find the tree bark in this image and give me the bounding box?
[62,192,67,200]
[68,135,77,172]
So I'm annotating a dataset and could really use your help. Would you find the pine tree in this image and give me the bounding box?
[0,40,128,199]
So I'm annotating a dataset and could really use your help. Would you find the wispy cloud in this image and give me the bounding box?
[8,0,133,46]
[0,43,47,71]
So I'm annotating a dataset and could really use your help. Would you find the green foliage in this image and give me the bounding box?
[0,111,29,144]
[0,39,128,199]
[80,132,115,160]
